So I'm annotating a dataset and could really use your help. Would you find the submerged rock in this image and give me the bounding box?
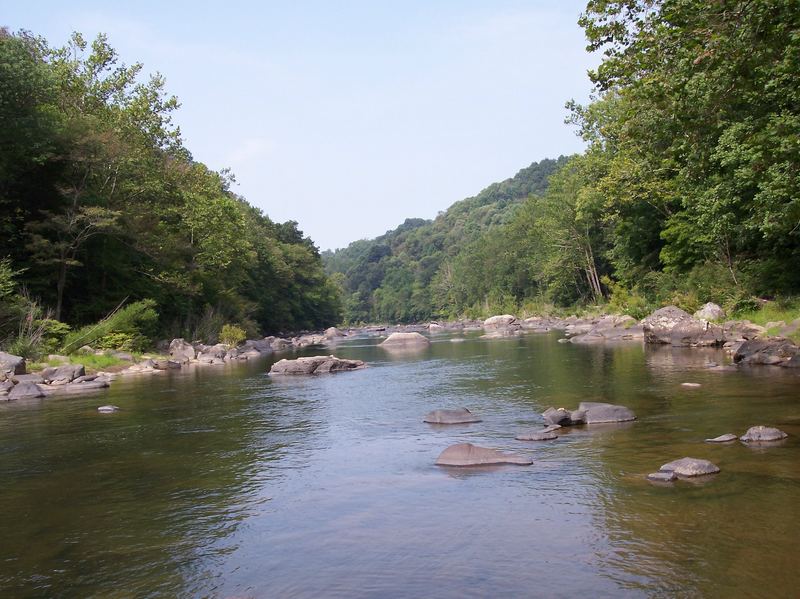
[739,426,788,443]
[97,405,119,413]
[423,408,481,424]
[435,443,532,467]
[705,433,737,443]
[647,471,677,482]
[578,402,636,423]
[681,382,702,388]
[269,355,366,375]
[379,332,430,347]
[515,430,558,441]
[659,457,720,477]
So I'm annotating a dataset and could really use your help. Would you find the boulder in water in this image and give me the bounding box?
[435,443,532,466]
[694,302,725,321]
[97,405,120,413]
[380,332,430,347]
[169,338,196,363]
[423,408,481,424]
[739,426,788,443]
[659,457,720,477]
[542,407,571,425]
[578,401,636,423]
[269,355,366,375]
[705,433,737,443]
[0,352,26,375]
[7,382,44,400]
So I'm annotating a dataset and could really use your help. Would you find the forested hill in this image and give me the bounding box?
[322,157,568,323]
[0,29,340,348]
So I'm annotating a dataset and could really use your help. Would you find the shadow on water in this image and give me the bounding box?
[0,333,799,597]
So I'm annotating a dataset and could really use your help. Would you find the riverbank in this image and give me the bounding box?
[2,303,798,403]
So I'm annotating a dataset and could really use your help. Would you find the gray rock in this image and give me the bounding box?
[739,426,788,443]
[669,318,726,347]
[642,306,694,344]
[324,327,346,339]
[271,338,293,351]
[72,374,98,383]
[647,471,677,482]
[380,332,430,347]
[269,355,366,375]
[111,351,134,361]
[681,382,702,388]
[482,315,519,329]
[97,405,119,413]
[435,443,532,466]
[11,373,44,384]
[62,378,110,393]
[694,302,725,321]
[294,334,326,348]
[705,433,737,443]
[578,401,636,423]
[8,382,45,400]
[41,364,85,385]
[542,407,572,425]
[153,359,182,370]
[169,338,196,363]
[515,430,558,441]
[542,424,562,433]
[660,457,720,477]
[423,408,481,424]
[733,339,800,367]
[569,409,586,424]
[0,352,25,375]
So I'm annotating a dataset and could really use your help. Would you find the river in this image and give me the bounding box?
[1,332,799,597]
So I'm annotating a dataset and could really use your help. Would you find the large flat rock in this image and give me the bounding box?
[660,457,720,477]
[269,355,366,375]
[435,443,532,467]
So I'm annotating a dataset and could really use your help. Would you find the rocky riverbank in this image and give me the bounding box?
[2,303,798,402]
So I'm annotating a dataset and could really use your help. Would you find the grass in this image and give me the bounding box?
[731,297,800,328]
[26,352,139,373]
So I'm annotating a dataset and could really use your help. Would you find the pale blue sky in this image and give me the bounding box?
[5,1,597,250]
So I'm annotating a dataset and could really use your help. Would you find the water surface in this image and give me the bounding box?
[1,333,799,597]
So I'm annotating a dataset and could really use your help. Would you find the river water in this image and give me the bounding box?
[1,332,799,598]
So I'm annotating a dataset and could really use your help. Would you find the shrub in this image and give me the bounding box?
[60,299,159,354]
[603,277,652,320]
[219,324,246,346]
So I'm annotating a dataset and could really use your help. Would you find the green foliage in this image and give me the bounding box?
[95,332,146,352]
[60,299,158,354]
[603,277,651,321]
[35,318,71,354]
[219,324,246,346]
[0,29,340,338]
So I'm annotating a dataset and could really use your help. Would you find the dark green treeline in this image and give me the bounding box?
[0,29,340,339]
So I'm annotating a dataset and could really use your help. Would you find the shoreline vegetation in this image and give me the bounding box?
[3,1,800,389]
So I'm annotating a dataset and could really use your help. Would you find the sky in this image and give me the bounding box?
[4,1,597,251]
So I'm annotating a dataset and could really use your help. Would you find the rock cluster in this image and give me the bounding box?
[542,402,636,426]
[1,356,110,402]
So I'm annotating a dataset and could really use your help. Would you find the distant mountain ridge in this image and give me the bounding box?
[322,156,568,323]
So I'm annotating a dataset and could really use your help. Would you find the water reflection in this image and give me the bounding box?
[0,334,798,597]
